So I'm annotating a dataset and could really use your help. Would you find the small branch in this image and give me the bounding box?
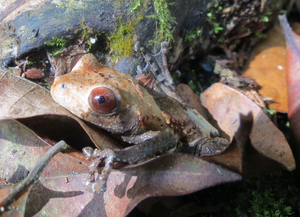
[0,140,68,212]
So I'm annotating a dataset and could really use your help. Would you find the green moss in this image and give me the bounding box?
[213,1,222,10]
[26,61,36,65]
[44,37,68,56]
[207,11,224,34]
[212,23,223,34]
[80,19,95,52]
[280,10,287,15]
[108,17,138,64]
[108,0,176,63]
[187,70,201,95]
[261,16,270,22]
[130,0,141,12]
[286,122,290,128]
[248,190,294,216]
[45,19,96,56]
[206,1,228,37]
[44,37,68,47]
[185,29,202,41]
[207,12,215,20]
[217,37,224,43]
[183,171,300,217]
[148,0,177,43]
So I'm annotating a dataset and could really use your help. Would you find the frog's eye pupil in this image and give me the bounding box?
[96,96,106,104]
[88,87,116,114]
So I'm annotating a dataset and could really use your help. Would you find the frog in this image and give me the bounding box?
[50,53,230,193]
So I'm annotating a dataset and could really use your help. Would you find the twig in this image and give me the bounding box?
[0,140,68,212]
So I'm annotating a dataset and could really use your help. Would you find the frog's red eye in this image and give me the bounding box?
[88,87,117,114]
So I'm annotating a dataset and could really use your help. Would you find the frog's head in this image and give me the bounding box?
[51,54,164,135]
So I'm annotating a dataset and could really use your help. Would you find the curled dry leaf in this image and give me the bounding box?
[201,83,295,173]
[201,113,253,176]
[279,14,300,179]
[24,68,45,79]
[0,69,118,150]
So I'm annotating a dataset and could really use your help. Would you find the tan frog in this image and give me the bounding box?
[50,53,229,192]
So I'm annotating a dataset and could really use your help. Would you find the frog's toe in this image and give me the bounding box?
[84,180,95,193]
[83,148,116,193]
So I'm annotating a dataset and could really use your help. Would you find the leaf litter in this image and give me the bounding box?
[0,13,298,217]
[0,69,243,216]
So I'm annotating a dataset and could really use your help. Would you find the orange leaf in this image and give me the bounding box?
[243,24,288,112]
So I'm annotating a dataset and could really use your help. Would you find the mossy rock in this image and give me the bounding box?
[0,0,283,74]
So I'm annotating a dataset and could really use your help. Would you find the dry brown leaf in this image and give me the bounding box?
[0,119,241,217]
[24,68,45,79]
[243,24,288,112]
[201,83,295,172]
[202,113,252,176]
[104,154,241,217]
[0,120,91,216]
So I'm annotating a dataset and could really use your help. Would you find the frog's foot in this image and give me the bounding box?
[193,137,230,156]
[82,147,115,193]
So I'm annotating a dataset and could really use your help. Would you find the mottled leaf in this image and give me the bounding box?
[0,120,92,216]
[0,119,241,217]
[0,141,68,216]
[81,154,241,217]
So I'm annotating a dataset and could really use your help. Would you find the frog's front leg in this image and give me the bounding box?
[83,131,178,193]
